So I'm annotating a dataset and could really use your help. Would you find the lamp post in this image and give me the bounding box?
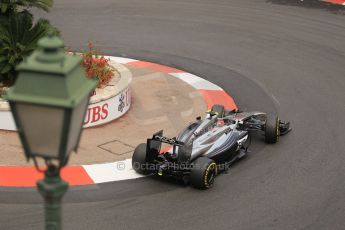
[5,34,97,230]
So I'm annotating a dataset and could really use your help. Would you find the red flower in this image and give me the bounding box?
[87,69,93,77]
[76,41,114,88]
[88,42,94,49]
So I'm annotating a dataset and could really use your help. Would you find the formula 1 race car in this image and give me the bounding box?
[132,104,291,189]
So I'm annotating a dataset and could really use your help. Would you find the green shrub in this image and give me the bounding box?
[0,0,53,14]
[0,0,58,85]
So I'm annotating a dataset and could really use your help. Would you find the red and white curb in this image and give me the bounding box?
[0,57,237,187]
[322,0,345,5]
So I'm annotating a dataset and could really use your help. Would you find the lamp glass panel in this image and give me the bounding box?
[66,96,89,154]
[15,103,65,158]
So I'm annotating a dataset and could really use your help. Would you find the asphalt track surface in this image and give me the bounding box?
[1,0,345,229]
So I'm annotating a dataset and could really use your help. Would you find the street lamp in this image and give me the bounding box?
[5,34,97,230]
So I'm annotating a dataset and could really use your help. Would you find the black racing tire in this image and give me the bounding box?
[265,115,279,144]
[211,104,225,118]
[132,143,150,175]
[190,157,217,189]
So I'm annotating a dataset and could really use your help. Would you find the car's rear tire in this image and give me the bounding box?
[132,143,150,174]
[211,104,225,118]
[190,157,217,189]
[265,115,279,144]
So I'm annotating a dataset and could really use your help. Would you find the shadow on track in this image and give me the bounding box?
[267,0,345,14]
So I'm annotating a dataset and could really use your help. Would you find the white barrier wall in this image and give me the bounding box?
[0,108,16,131]
[0,59,132,131]
[83,87,131,128]
[0,87,131,131]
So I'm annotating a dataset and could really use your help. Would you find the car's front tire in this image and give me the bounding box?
[132,143,150,174]
[190,157,217,189]
[265,115,279,143]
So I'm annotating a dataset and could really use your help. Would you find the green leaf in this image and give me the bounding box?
[0,10,59,83]
[1,3,8,13]
[0,0,53,13]
[0,65,11,74]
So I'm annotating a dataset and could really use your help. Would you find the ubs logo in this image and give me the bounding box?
[118,93,125,112]
[84,103,109,125]
[118,89,131,112]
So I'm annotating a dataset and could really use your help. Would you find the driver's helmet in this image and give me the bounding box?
[206,109,219,119]
[217,119,225,127]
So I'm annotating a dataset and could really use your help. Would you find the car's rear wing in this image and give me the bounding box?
[152,134,184,146]
[146,130,191,162]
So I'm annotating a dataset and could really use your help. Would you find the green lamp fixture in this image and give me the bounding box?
[5,34,97,230]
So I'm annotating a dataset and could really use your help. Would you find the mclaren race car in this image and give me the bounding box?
[132,104,291,189]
